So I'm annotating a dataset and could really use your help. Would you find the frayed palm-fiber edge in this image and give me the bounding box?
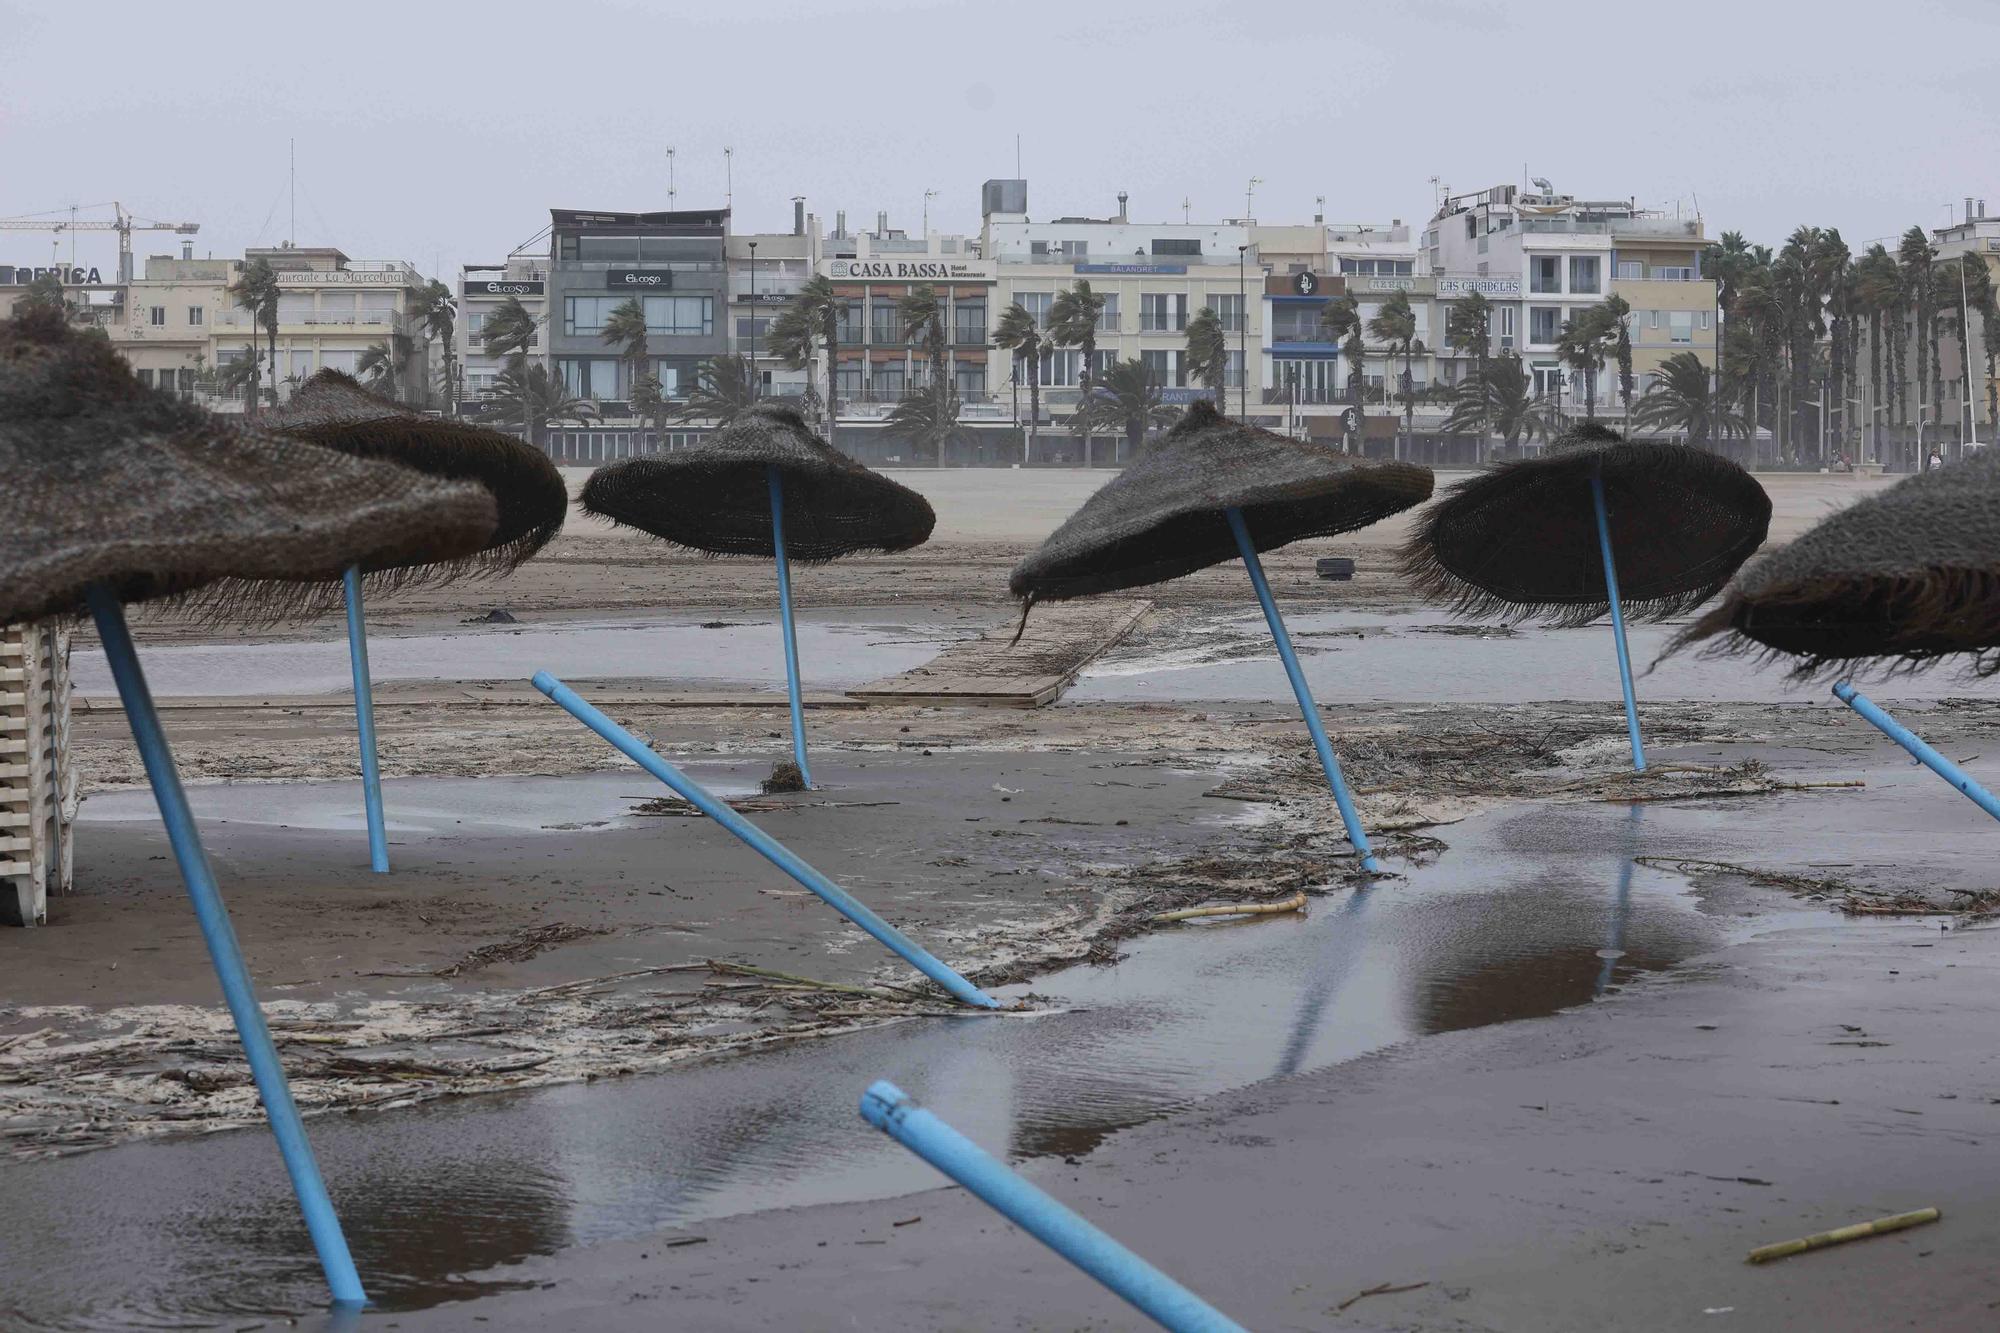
[1666,566,2000,681]
[1396,530,1732,629]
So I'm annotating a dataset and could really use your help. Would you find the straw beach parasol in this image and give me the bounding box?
[0,306,498,1306]
[259,369,569,871]
[1674,450,2000,823]
[1400,422,1770,769]
[1013,402,1435,873]
[583,402,936,787]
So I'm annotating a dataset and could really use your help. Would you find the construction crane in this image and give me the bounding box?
[0,201,201,284]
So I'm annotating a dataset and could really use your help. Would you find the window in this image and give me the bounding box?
[1140,349,1172,383]
[953,298,987,343]
[1057,239,1088,260]
[1530,256,1562,294]
[1037,347,1083,387]
[1140,292,1187,332]
[359,291,396,323]
[1210,293,1244,333]
[870,297,902,345]
[955,361,986,398]
[1151,238,1201,257]
[565,296,619,335]
[177,368,195,392]
[1569,256,1601,294]
[1499,307,1516,338]
[835,301,864,345]
[1532,364,1564,397]
[643,295,713,336]
[1095,293,1119,333]
[187,306,204,326]
[149,306,166,326]
[1669,310,1693,344]
[1529,306,1562,344]
[873,361,906,399]
[1224,350,1244,388]
[558,356,623,399]
[136,368,155,387]
[1017,291,1052,327]
[1340,258,1360,274]
[1697,310,1711,330]
[465,311,488,337]
[734,315,772,341]
[1030,240,1049,257]
[835,363,864,396]
[1657,265,1693,281]
[1616,260,1644,281]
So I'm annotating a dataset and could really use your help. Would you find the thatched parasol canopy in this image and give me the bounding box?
[1010,400,1433,602]
[1675,449,2000,677]
[581,402,935,561]
[267,369,568,570]
[1400,422,1770,626]
[0,308,496,625]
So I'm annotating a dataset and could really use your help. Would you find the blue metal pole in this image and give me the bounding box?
[1834,681,2000,823]
[85,585,364,1308]
[532,671,1002,1009]
[342,566,388,873]
[768,465,814,789]
[859,1081,1246,1333]
[1590,470,1647,772]
[1596,804,1643,997]
[1224,507,1381,873]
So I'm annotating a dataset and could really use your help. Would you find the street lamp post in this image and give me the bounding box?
[1237,244,1249,418]
[1963,260,1982,453]
[747,241,758,402]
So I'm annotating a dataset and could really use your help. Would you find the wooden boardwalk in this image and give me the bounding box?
[846,599,1152,707]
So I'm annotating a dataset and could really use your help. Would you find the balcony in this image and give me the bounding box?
[1139,317,1188,333]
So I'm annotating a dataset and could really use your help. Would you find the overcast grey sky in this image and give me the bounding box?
[4,0,1995,279]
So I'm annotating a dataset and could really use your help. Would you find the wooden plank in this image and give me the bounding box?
[848,599,1151,708]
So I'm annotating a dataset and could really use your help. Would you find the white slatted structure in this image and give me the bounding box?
[1,621,75,926]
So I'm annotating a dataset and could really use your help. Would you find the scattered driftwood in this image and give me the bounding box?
[1335,1280,1431,1313]
[1747,1207,1939,1264]
[432,923,608,978]
[703,960,918,1002]
[1151,891,1308,925]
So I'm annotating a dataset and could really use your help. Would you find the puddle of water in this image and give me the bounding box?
[75,771,757,837]
[1071,608,1989,704]
[0,787,1881,1329]
[72,612,958,698]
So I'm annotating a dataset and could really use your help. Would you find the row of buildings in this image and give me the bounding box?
[16,178,1990,465]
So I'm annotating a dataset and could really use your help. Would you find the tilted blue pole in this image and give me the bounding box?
[1224,507,1382,873]
[1834,681,2000,824]
[767,465,814,789]
[342,566,388,873]
[1589,470,1646,772]
[85,585,364,1308]
[859,1081,1246,1333]
[1596,804,1643,998]
[532,671,1001,1009]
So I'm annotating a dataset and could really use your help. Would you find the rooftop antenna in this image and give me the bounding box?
[1182,196,1191,224]
[1245,177,1262,223]
[725,147,734,210]
[1015,134,1021,178]
[923,188,937,238]
[289,139,296,247]
[667,147,676,209]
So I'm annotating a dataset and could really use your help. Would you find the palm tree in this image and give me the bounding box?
[1851,244,1900,459]
[217,353,263,413]
[675,353,757,426]
[598,297,649,400]
[229,257,280,416]
[411,279,458,410]
[1900,225,1940,441]
[769,275,843,428]
[1318,294,1369,445]
[1366,290,1421,455]
[1598,295,1634,418]
[884,377,964,465]
[1048,280,1108,464]
[992,301,1043,460]
[355,332,414,402]
[1185,307,1228,399]
[1082,358,1178,459]
[1555,303,1618,420]
[1444,354,1554,456]
[1632,350,1746,447]
[21,272,71,318]
[897,283,949,394]
[476,361,596,450]
[480,295,539,363]
[1444,291,1492,378]
[1960,253,2000,436]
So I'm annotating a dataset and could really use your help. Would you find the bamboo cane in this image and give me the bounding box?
[1151,891,1308,925]
[1746,1207,1939,1264]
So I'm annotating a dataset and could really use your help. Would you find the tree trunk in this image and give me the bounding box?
[1028,356,1041,464]
[824,327,839,441]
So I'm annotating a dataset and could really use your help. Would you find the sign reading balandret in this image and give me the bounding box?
[606,269,675,289]
[821,258,995,282]
[1074,262,1187,275]
[464,279,545,296]
[1436,276,1522,297]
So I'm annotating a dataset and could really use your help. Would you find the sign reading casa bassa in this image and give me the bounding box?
[464,279,545,296]
[821,259,995,282]
[606,269,675,289]
[1436,276,1522,297]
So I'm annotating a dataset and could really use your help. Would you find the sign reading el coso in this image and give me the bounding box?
[606,269,675,289]
[464,279,545,297]
[822,259,995,282]
[1436,276,1522,297]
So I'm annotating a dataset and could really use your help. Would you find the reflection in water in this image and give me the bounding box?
[4,797,1817,1328]
[1597,805,1645,996]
